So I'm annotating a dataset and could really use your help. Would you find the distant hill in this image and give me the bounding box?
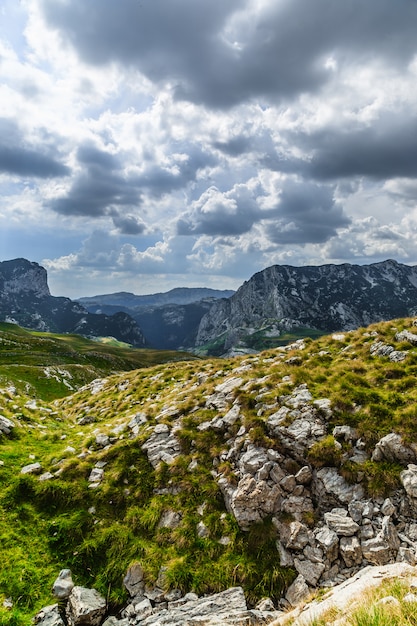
[0,259,146,347]
[78,287,235,350]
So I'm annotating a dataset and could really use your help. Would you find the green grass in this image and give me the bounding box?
[2,318,417,623]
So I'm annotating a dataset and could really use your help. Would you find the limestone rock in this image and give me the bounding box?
[372,433,417,464]
[0,415,14,435]
[238,445,269,475]
[123,563,145,598]
[227,475,282,530]
[395,330,417,345]
[34,604,65,626]
[284,521,312,551]
[339,536,362,567]
[66,587,106,626]
[401,464,417,499]
[315,527,339,562]
[293,559,325,586]
[315,467,364,507]
[324,510,360,536]
[142,424,181,468]
[52,569,74,600]
[285,575,310,608]
[21,462,42,475]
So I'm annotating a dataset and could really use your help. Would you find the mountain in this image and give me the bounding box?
[77,287,235,309]
[78,287,235,350]
[0,258,146,347]
[3,316,417,625]
[196,259,417,354]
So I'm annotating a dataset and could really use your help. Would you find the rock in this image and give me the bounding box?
[295,466,312,485]
[293,559,325,586]
[95,434,110,448]
[280,475,296,492]
[276,541,294,568]
[142,425,181,468]
[283,521,312,551]
[390,351,407,362]
[197,521,210,538]
[333,425,358,442]
[381,498,396,517]
[395,330,417,345]
[401,464,417,499]
[34,604,65,626]
[238,445,269,474]
[102,618,128,626]
[403,593,417,603]
[372,433,417,464]
[21,462,42,475]
[132,598,153,620]
[315,527,339,562]
[324,511,360,536]
[255,597,275,611]
[158,510,182,529]
[123,563,145,598]
[376,595,401,608]
[66,587,106,626]
[0,415,14,435]
[52,569,74,600]
[88,468,104,483]
[315,467,364,507]
[285,575,310,607]
[225,475,282,530]
[339,536,362,567]
[397,547,416,565]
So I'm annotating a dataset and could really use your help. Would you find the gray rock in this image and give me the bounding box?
[142,425,181,468]
[324,511,360,536]
[280,474,296,493]
[295,466,313,485]
[238,445,269,475]
[34,604,65,626]
[226,475,282,530]
[397,547,416,565]
[315,467,364,506]
[123,563,145,598]
[21,461,42,475]
[158,510,182,529]
[339,536,362,567]
[66,587,106,626]
[395,330,417,345]
[52,569,74,600]
[315,527,339,561]
[294,559,325,586]
[390,351,407,362]
[401,464,417,499]
[333,425,358,442]
[284,521,312,550]
[276,541,294,568]
[285,575,310,607]
[0,415,14,435]
[372,433,417,464]
[381,498,396,517]
[88,468,104,483]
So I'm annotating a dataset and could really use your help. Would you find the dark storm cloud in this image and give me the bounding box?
[49,142,142,218]
[265,181,350,245]
[0,118,70,178]
[300,116,417,181]
[40,0,417,108]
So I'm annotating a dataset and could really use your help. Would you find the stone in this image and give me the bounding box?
[324,511,360,536]
[372,433,416,465]
[123,563,145,598]
[315,527,339,562]
[404,593,417,603]
[376,595,401,608]
[294,559,325,586]
[88,468,103,483]
[52,569,74,600]
[339,536,362,567]
[284,521,312,550]
[401,464,417,499]
[395,330,417,345]
[238,445,269,474]
[315,467,364,506]
[226,475,283,530]
[390,351,407,362]
[333,425,358,442]
[285,575,310,607]
[34,604,65,626]
[21,462,42,475]
[280,475,296,492]
[66,587,106,626]
[133,598,153,620]
[197,521,210,538]
[255,598,275,611]
[158,510,182,529]
[397,547,416,565]
[95,434,110,448]
[276,541,294,568]
[381,498,396,517]
[0,415,14,435]
[142,426,181,468]
[295,466,312,485]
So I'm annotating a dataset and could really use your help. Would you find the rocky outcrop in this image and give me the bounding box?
[0,258,146,346]
[196,259,417,354]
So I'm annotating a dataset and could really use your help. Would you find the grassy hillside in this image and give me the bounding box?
[0,322,194,400]
[1,318,417,624]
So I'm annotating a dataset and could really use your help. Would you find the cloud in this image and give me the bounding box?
[264,181,350,244]
[39,0,417,108]
[0,118,70,178]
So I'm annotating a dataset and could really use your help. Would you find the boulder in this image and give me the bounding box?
[401,464,417,499]
[315,467,364,507]
[293,559,325,586]
[21,462,42,475]
[285,575,310,608]
[372,433,417,464]
[226,475,282,530]
[339,536,362,567]
[315,527,339,562]
[395,330,417,345]
[66,586,106,626]
[0,415,14,435]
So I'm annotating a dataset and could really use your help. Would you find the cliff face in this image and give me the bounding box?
[196,260,417,352]
[0,259,146,346]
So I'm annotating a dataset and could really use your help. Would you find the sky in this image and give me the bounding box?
[1,1,417,298]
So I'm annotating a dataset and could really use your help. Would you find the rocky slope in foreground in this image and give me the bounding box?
[3,317,417,624]
[196,259,417,354]
[0,259,146,347]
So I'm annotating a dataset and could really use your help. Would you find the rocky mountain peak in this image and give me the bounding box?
[0,258,50,297]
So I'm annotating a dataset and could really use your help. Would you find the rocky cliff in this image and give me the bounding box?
[196,259,417,354]
[0,259,146,347]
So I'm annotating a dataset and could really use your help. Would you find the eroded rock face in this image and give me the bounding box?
[372,433,417,465]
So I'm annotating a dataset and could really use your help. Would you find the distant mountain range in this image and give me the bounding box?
[2,258,417,355]
[77,288,235,350]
